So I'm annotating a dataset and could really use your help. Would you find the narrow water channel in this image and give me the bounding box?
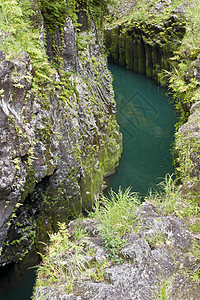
[106,64,178,196]
[0,65,178,299]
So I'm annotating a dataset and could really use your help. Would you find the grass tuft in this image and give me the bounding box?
[89,187,141,260]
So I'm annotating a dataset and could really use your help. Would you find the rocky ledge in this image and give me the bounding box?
[34,202,200,300]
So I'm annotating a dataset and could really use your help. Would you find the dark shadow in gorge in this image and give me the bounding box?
[0,175,52,300]
[0,263,36,300]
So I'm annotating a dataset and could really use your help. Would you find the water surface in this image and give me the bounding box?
[107,64,178,196]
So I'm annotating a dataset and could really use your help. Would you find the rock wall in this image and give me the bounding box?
[174,101,200,194]
[32,2,200,299]
[0,2,122,266]
[105,2,186,83]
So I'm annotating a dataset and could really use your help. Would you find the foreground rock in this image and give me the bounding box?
[34,202,200,300]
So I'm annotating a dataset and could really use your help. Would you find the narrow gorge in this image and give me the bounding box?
[0,0,200,299]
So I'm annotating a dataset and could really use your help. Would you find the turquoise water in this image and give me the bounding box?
[106,64,178,196]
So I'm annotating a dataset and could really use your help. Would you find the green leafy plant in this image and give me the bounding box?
[191,242,200,281]
[36,222,89,292]
[144,230,170,249]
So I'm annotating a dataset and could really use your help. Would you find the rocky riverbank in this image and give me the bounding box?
[1,0,200,298]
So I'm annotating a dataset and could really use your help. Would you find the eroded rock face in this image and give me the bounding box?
[63,17,78,72]
[175,101,200,193]
[33,202,199,300]
[0,52,34,256]
[0,12,122,265]
[105,0,186,83]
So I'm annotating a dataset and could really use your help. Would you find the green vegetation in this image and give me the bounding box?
[0,0,37,58]
[0,0,51,68]
[36,222,89,293]
[35,179,200,295]
[108,0,186,26]
[89,188,140,260]
[149,174,200,236]
[0,0,123,264]
[187,241,200,282]
[161,0,200,123]
[104,0,200,191]
[157,278,172,300]
[105,0,200,124]
[0,0,113,92]
[148,174,179,215]
[35,188,140,295]
[1,0,200,292]
[38,0,113,34]
[39,0,77,29]
[0,0,55,110]
[32,0,200,296]
[174,131,200,187]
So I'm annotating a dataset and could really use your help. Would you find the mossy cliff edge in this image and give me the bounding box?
[0,0,122,266]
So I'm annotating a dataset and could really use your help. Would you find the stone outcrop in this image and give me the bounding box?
[0,4,122,265]
[175,101,200,193]
[105,0,200,194]
[105,0,186,83]
[33,202,200,300]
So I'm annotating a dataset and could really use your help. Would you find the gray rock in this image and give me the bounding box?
[63,17,78,72]
[34,204,199,300]
[175,102,200,192]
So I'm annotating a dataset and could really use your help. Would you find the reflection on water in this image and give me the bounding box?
[107,64,178,196]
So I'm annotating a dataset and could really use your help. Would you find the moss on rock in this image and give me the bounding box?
[0,0,122,266]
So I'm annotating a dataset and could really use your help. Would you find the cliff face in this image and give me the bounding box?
[104,0,186,83]
[175,101,200,194]
[0,1,122,265]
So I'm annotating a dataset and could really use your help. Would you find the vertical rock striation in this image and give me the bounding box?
[105,1,186,84]
[0,1,122,265]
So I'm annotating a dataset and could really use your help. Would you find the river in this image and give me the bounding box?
[106,64,178,195]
